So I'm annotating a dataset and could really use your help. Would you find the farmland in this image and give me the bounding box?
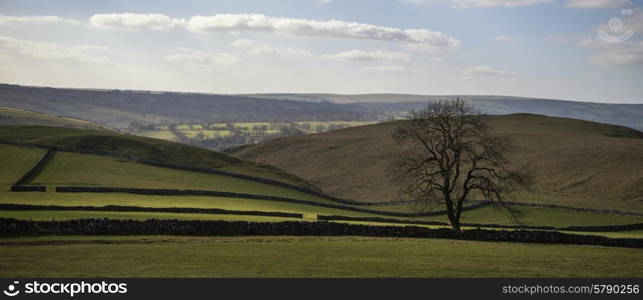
[0,144,45,190]
[0,125,316,189]
[1,236,642,277]
[1,116,642,278]
[129,121,375,150]
[1,192,642,228]
[29,151,333,203]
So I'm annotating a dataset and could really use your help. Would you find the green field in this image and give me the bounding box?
[0,144,45,190]
[1,192,641,229]
[134,121,375,142]
[443,205,643,228]
[0,126,316,189]
[132,130,178,140]
[0,192,390,218]
[1,236,641,277]
[28,151,333,204]
[182,130,233,138]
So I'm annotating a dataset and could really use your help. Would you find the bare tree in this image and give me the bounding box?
[390,99,526,231]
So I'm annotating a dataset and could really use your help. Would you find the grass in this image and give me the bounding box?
[231,114,643,212]
[0,107,107,131]
[1,192,641,228]
[0,235,641,277]
[132,130,178,141]
[426,205,643,228]
[0,192,381,218]
[0,125,316,190]
[0,144,45,190]
[29,151,334,204]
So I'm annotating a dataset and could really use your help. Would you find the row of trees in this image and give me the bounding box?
[128,121,353,135]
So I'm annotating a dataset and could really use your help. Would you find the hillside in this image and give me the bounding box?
[230,114,643,212]
[245,94,643,131]
[0,107,109,131]
[0,84,374,128]
[4,125,642,228]
[0,125,317,190]
[2,84,643,131]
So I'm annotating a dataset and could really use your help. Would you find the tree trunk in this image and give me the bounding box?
[444,199,462,232]
[447,213,462,232]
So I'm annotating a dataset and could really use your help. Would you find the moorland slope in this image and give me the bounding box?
[231,114,643,212]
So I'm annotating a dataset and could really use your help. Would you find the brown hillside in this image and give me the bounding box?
[230,114,643,212]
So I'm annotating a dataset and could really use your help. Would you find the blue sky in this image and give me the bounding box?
[0,0,641,103]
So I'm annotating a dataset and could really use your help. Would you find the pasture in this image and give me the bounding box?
[1,236,641,277]
[0,144,45,190]
[1,120,642,278]
[29,151,333,203]
[1,192,641,229]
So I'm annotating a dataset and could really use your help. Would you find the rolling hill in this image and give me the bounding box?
[2,123,641,228]
[245,94,643,131]
[2,83,643,131]
[0,125,317,190]
[0,84,374,128]
[230,114,643,212]
[0,107,109,131]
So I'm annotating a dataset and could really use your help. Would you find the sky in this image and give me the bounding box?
[0,0,642,103]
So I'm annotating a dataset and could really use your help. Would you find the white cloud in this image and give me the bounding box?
[321,49,411,62]
[565,0,632,9]
[86,13,458,50]
[589,41,643,66]
[0,15,80,25]
[231,39,311,57]
[89,13,184,30]
[360,65,415,73]
[400,0,553,8]
[318,0,334,4]
[462,66,514,76]
[186,14,459,50]
[164,48,239,71]
[493,35,525,42]
[0,36,112,64]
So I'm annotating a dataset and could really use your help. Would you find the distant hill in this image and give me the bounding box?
[230,114,643,213]
[0,107,109,131]
[244,94,643,131]
[0,84,375,129]
[0,125,317,190]
[1,84,642,131]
